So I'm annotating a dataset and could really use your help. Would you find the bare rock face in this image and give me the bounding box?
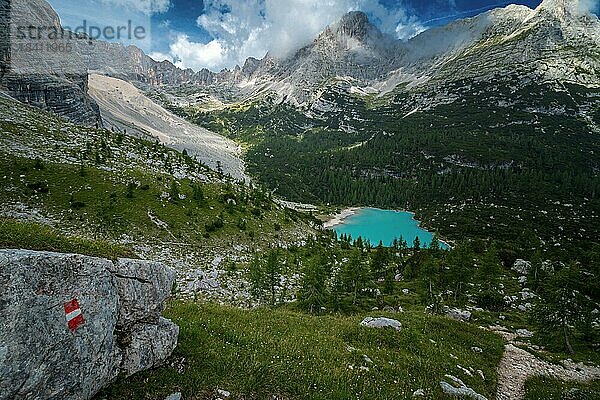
[0,249,179,400]
[1,73,102,126]
[0,0,102,126]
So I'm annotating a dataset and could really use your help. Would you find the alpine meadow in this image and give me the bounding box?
[0,0,599,400]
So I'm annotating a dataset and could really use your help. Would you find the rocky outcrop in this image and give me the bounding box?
[2,73,101,125]
[0,249,179,400]
[0,0,9,82]
[0,0,102,126]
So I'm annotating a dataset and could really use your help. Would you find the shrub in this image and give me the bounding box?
[476,289,506,311]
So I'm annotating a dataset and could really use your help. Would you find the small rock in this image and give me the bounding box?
[445,308,472,322]
[516,328,534,338]
[412,388,425,397]
[362,354,373,364]
[165,393,182,400]
[440,374,487,400]
[457,364,473,377]
[360,317,402,331]
[513,259,531,275]
[217,389,230,398]
[471,347,483,353]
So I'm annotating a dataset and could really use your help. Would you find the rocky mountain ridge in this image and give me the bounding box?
[2,0,599,120]
[145,0,600,106]
[138,0,599,107]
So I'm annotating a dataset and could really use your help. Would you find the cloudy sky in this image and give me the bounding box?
[47,0,599,72]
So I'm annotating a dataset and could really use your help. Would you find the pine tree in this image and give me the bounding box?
[126,182,135,199]
[265,249,282,306]
[413,236,421,252]
[532,262,586,355]
[370,242,388,279]
[343,248,372,305]
[169,179,180,203]
[192,184,205,204]
[298,254,329,313]
[445,241,473,301]
[477,244,503,290]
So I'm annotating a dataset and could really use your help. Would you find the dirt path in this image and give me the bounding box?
[493,328,600,400]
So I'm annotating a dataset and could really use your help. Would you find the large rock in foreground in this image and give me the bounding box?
[0,249,179,400]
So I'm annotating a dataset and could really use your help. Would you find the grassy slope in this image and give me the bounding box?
[0,217,133,259]
[0,97,312,258]
[524,377,600,400]
[0,154,297,247]
[98,302,504,400]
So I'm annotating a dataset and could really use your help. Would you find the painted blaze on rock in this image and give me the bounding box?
[64,298,85,332]
[0,249,179,400]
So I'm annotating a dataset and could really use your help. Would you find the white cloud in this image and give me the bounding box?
[160,0,424,72]
[395,17,426,41]
[578,0,600,14]
[169,35,225,71]
[148,51,172,62]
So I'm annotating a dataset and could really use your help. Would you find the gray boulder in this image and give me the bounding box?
[445,307,472,322]
[0,249,178,400]
[440,374,487,400]
[512,259,531,275]
[360,317,402,331]
[121,317,179,376]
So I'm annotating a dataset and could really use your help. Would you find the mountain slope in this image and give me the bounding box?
[139,0,599,108]
[0,0,102,126]
[88,74,247,181]
[388,0,600,90]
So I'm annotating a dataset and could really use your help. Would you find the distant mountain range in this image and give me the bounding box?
[1,0,599,123]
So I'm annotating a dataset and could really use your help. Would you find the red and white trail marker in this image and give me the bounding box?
[64,298,84,332]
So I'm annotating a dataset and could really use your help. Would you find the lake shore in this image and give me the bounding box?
[322,207,452,249]
[322,207,362,229]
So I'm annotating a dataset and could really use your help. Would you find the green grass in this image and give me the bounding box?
[97,301,504,400]
[0,217,133,259]
[524,377,600,400]
[0,96,312,257]
[0,154,307,250]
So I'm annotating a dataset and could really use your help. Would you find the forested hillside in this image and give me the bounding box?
[170,77,600,257]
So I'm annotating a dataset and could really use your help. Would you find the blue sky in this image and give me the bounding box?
[47,0,598,71]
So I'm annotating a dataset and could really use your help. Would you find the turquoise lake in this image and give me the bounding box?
[331,208,448,249]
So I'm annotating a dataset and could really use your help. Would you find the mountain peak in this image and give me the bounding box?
[333,11,375,40]
[536,0,593,17]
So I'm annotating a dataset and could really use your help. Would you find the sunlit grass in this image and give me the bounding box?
[98,301,504,400]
